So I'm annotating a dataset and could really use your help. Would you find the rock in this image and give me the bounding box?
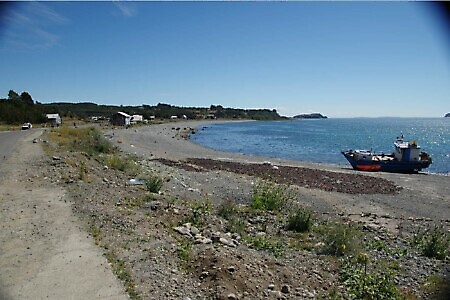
[211,232,221,242]
[190,226,200,235]
[149,201,161,210]
[268,284,275,290]
[219,237,235,247]
[199,271,209,279]
[231,233,241,240]
[281,284,290,294]
[271,290,283,299]
[174,226,192,237]
[52,156,61,161]
[227,266,236,273]
[227,293,237,300]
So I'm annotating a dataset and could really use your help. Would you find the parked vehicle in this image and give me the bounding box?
[21,123,32,130]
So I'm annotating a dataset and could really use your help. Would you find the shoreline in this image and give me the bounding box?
[108,120,449,226]
[112,119,448,177]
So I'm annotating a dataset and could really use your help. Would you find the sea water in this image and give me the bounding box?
[190,118,450,175]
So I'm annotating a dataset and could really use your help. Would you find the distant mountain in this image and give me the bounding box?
[293,113,327,119]
[445,113,450,117]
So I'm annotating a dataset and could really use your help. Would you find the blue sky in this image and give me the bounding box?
[0,1,449,117]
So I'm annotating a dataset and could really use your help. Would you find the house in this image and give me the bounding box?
[111,112,131,126]
[131,115,143,123]
[170,115,178,120]
[46,114,62,126]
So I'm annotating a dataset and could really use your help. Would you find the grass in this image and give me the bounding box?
[217,199,238,220]
[243,235,284,257]
[339,254,403,300]
[104,251,140,299]
[412,224,449,260]
[183,199,212,228]
[48,127,114,156]
[225,216,247,235]
[89,224,103,245]
[176,240,193,271]
[286,207,312,233]
[250,182,293,212]
[422,274,450,298]
[322,222,362,256]
[145,175,163,193]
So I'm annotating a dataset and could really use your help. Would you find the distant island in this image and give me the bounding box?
[293,113,327,119]
[445,113,450,118]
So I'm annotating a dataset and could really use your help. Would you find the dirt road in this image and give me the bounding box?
[0,130,127,300]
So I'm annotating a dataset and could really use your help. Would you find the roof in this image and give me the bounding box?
[115,111,131,118]
[46,114,60,119]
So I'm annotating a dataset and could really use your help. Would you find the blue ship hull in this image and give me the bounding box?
[342,151,431,173]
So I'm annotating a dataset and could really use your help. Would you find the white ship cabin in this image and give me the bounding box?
[394,139,420,162]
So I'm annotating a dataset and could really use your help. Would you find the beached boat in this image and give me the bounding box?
[341,135,432,173]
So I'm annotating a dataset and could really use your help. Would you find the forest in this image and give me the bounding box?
[0,90,285,124]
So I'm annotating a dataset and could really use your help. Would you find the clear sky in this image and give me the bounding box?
[1,1,449,117]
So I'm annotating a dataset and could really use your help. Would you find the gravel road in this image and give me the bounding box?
[0,129,127,300]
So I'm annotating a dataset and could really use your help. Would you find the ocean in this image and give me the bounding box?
[190,118,450,175]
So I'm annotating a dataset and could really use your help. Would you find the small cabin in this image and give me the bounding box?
[111,112,131,126]
[131,115,143,123]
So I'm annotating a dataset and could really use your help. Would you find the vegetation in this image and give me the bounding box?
[322,222,362,256]
[176,240,194,271]
[145,175,164,193]
[243,235,284,258]
[49,127,114,155]
[339,254,403,299]
[0,90,47,124]
[250,182,293,212]
[412,224,449,260]
[0,90,285,125]
[286,207,312,233]
[184,199,212,227]
[217,199,238,220]
[104,251,140,299]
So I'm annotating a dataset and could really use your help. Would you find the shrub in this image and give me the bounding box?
[286,207,312,233]
[51,127,114,155]
[413,224,449,260]
[184,199,211,227]
[322,222,361,256]
[251,182,292,212]
[145,175,163,193]
[177,240,193,271]
[244,235,284,257]
[218,199,238,220]
[339,255,402,299]
[225,217,246,235]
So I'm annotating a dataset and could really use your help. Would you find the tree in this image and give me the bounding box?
[8,90,20,101]
[20,92,34,105]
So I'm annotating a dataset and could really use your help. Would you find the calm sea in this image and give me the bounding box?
[190,118,450,175]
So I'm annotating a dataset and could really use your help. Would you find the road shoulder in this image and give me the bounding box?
[0,130,128,300]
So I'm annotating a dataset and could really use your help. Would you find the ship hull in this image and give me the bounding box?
[341,151,431,173]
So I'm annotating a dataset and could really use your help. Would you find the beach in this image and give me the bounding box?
[1,121,448,299]
[109,120,450,230]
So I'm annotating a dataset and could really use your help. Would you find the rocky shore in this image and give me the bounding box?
[9,120,448,299]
